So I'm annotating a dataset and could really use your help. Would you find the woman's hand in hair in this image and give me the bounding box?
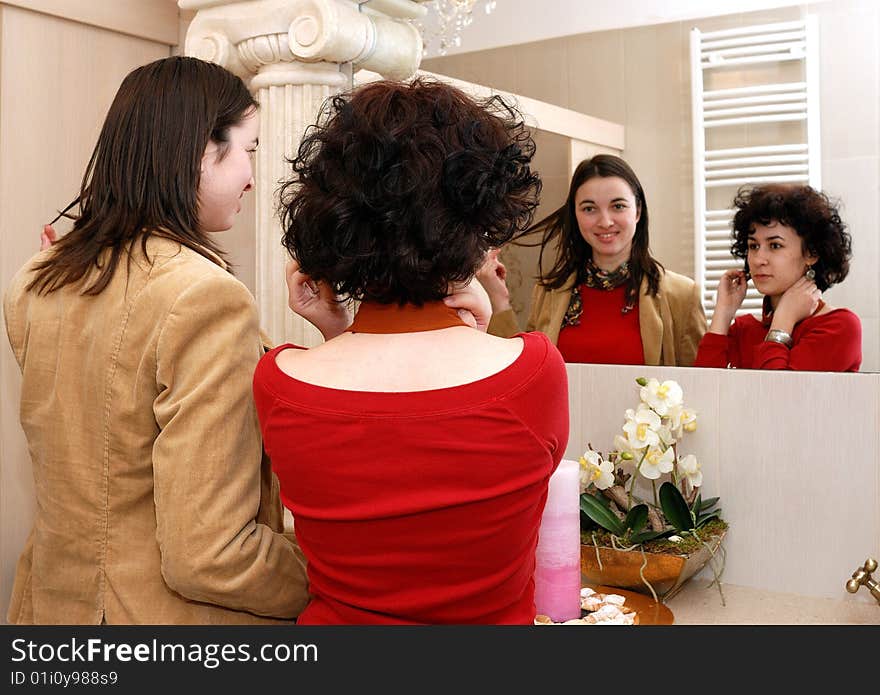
[40,224,57,250]
[285,259,353,341]
[475,248,512,314]
[772,275,822,331]
[707,269,747,335]
[444,277,492,332]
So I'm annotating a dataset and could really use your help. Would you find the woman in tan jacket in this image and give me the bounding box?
[3,57,309,624]
[479,155,706,366]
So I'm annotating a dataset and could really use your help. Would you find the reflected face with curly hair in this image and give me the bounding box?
[747,221,817,299]
[574,176,641,270]
[731,183,851,293]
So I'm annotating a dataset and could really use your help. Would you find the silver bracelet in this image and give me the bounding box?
[764,328,793,348]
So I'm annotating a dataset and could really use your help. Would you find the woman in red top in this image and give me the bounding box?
[695,183,861,372]
[253,79,569,624]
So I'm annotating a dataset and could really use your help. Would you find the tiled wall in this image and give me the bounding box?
[423,0,880,372]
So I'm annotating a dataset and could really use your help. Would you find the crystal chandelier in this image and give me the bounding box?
[414,0,497,56]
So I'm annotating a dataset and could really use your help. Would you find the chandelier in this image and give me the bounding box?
[414,0,497,56]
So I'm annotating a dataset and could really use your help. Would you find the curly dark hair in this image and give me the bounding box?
[278,78,542,305]
[731,183,851,291]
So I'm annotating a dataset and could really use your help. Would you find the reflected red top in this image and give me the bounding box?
[253,302,569,624]
[556,285,644,364]
[694,308,862,372]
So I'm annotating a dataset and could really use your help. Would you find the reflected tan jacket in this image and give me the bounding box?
[3,236,309,624]
[488,269,707,366]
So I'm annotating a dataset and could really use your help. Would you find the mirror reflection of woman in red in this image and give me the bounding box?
[695,183,861,372]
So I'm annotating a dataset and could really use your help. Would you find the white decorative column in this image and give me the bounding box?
[180,0,425,345]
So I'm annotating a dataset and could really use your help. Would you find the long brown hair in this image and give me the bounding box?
[28,56,258,295]
[520,154,662,300]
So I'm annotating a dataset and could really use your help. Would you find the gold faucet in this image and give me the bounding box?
[846,557,880,605]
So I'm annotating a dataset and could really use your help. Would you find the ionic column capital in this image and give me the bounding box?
[180,0,423,85]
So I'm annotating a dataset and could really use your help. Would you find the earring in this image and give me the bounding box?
[805,266,816,280]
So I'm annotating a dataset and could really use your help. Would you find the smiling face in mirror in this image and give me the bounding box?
[574,176,641,271]
[747,221,817,305]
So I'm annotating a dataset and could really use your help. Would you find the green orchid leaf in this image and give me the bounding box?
[580,493,625,536]
[631,528,675,544]
[696,506,722,522]
[624,504,649,534]
[659,482,694,532]
[580,509,598,532]
[593,492,613,508]
[696,511,721,528]
[699,497,720,511]
[691,492,702,515]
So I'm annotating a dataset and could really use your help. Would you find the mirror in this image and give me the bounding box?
[421,0,878,372]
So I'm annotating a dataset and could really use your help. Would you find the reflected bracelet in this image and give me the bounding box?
[764,328,793,348]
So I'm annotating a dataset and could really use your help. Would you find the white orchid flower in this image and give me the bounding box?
[579,450,601,491]
[667,405,698,438]
[638,445,675,480]
[655,423,675,448]
[579,450,615,491]
[639,378,683,416]
[621,404,661,450]
[613,434,637,461]
[677,453,703,489]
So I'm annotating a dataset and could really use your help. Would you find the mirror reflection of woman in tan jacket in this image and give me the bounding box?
[479,155,707,366]
[3,57,308,624]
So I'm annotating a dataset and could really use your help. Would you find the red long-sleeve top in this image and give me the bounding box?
[694,308,862,372]
[556,284,644,364]
[253,330,569,624]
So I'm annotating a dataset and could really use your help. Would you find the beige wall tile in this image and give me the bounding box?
[622,22,692,276]
[514,37,569,107]
[859,317,880,373]
[426,44,521,95]
[716,370,879,597]
[822,156,880,324]
[816,0,880,160]
[565,30,625,124]
[532,129,569,173]
[420,54,453,77]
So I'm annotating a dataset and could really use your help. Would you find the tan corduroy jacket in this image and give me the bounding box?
[4,236,309,624]
[488,270,707,366]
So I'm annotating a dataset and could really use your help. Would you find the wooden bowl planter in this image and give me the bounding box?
[580,529,726,602]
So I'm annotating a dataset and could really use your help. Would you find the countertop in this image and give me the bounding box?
[665,580,880,625]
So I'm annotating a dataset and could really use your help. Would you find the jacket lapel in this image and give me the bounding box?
[638,276,664,365]
[548,272,578,343]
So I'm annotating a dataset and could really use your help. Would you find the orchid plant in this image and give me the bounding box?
[579,377,722,546]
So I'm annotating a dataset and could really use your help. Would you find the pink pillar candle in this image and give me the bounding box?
[534,458,581,622]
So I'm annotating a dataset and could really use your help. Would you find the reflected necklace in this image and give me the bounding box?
[562,259,635,328]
